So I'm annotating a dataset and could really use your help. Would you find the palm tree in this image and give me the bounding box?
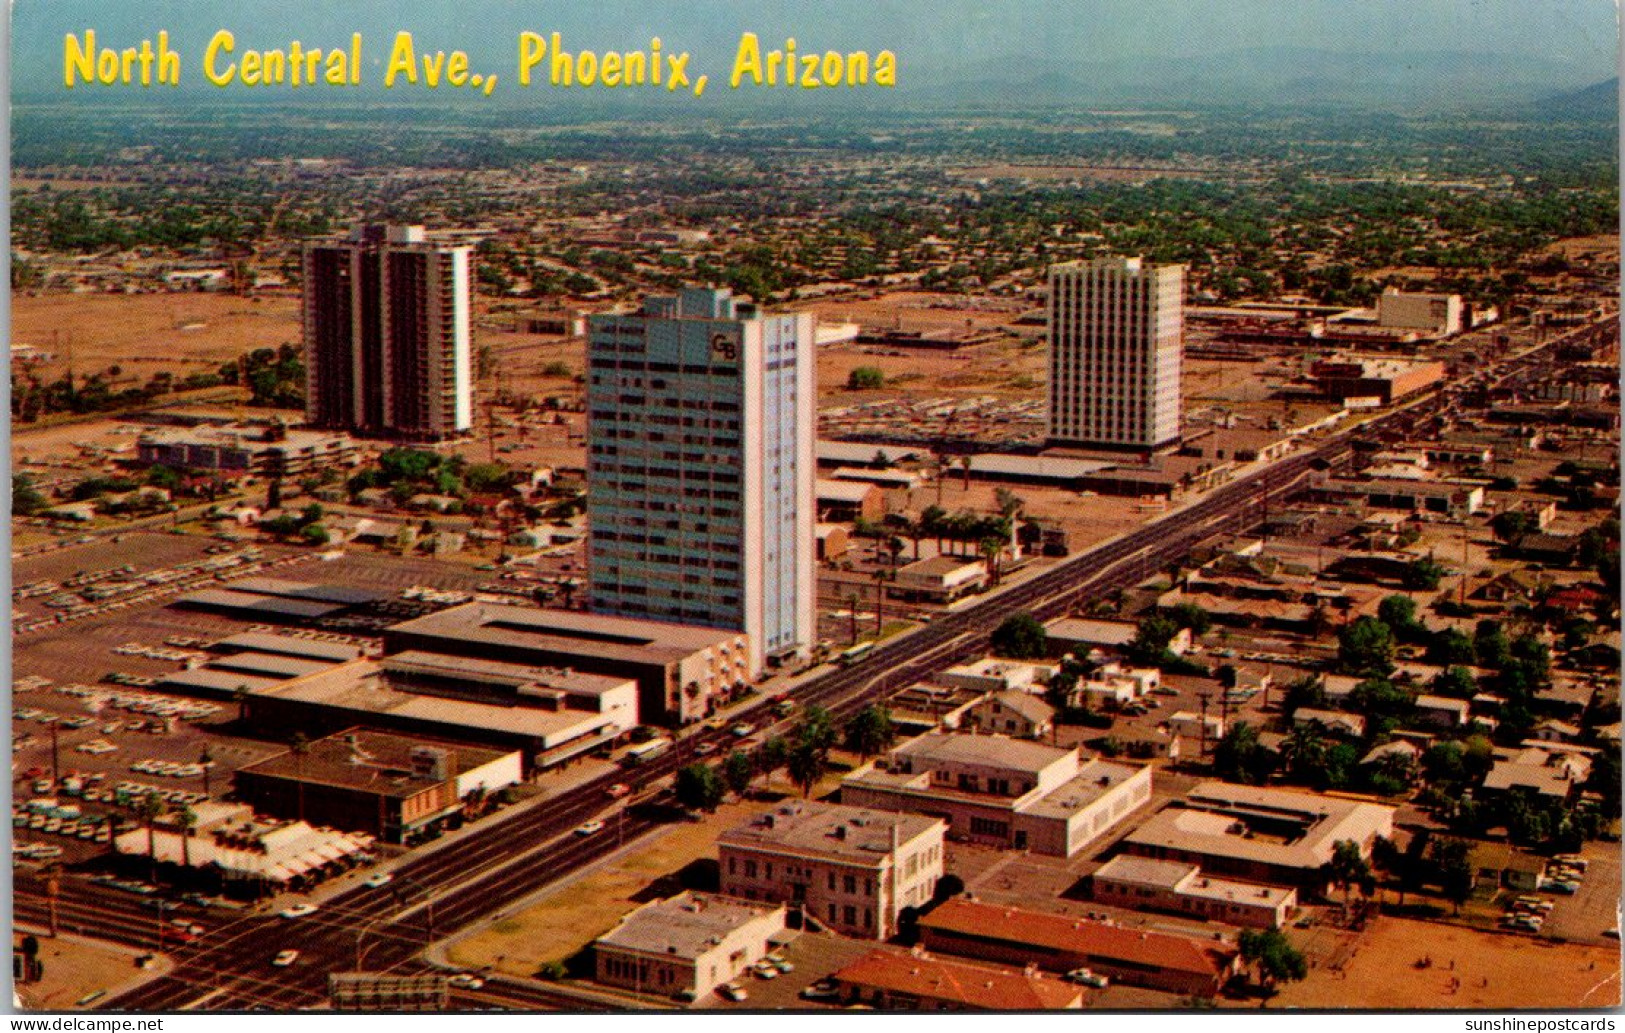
[199,744,215,798]
[234,683,250,724]
[141,792,165,882]
[1280,720,1327,783]
[178,806,198,872]
[1325,839,1370,918]
[979,536,1004,585]
[845,591,861,645]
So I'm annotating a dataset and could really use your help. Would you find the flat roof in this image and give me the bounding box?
[718,801,942,865]
[235,726,515,796]
[157,668,284,696]
[892,731,1070,777]
[817,441,920,465]
[212,632,364,663]
[251,661,618,747]
[966,454,1114,480]
[206,652,337,680]
[383,651,633,697]
[1093,855,1296,907]
[815,478,877,502]
[385,603,742,666]
[595,892,783,959]
[223,577,383,606]
[174,589,344,620]
[1044,617,1139,647]
[898,555,985,577]
[1021,758,1146,821]
[1125,782,1395,871]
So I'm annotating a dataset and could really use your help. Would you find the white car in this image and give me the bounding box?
[364,872,395,889]
[272,950,300,967]
[574,820,606,837]
[448,974,486,990]
[279,903,319,919]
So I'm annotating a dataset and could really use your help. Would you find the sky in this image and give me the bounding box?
[11,0,1619,96]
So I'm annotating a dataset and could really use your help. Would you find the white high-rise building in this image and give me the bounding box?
[1047,257,1184,452]
[303,224,472,442]
[586,288,815,680]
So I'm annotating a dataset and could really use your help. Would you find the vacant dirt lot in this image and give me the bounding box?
[1274,915,1621,1010]
[12,293,302,377]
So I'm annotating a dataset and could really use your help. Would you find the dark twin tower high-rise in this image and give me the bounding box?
[302,224,473,442]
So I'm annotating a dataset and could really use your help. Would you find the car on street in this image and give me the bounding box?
[272,950,300,967]
[364,873,395,888]
[280,903,319,919]
[448,974,486,990]
[694,742,718,756]
[606,784,631,799]
[574,820,606,836]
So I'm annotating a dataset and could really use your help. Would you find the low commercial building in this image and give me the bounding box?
[1311,474,1483,517]
[1090,855,1297,930]
[593,892,786,1002]
[111,802,373,897]
[832,949,1083,1010]
[1309,356,1446,406]
[889,556,988,603]
[232,728,522,843]
[137,423,358,478]
[1045,617,1190,658]
[937,658,1043,694]
[1122,782,1395,899]
[918,899,1242,996]
[717,801,944,940]
[841,732,1152,858]
[383,602,750,725]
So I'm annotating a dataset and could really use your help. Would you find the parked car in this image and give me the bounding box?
[279,903,319,919]
[719,982,748,1002]
[1065,968,1109,988]
[364,872,395,889]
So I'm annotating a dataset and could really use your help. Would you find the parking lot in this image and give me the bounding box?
[697,932,873,1011]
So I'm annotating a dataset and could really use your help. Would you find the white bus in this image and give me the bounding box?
[621,738,671,767]
[837,641,875,667]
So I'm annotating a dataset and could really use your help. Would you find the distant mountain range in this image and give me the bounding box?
[1528,77,1620,120]
[899,46,1619,113]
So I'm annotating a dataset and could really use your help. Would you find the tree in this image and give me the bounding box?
[178,805,198,871]
[1238,929,1307,996]
[1378,595,1425,642]
[757,735,789,791]
[675,762,726,813]
[1429,837,1475,914]
[990,612,1048,659]
[1325,839,1371,914]
[1474,620,1511,668]
[1429,665,1477,699]
[786,740,825,798]
[1280,721,1328,784]
[846,366,885,390]
[1126,614,1181,665]
[1213,722,1272,785]
[1403,557,1448,592]
[722,750,755,798]
[12,473,47,515]
[1427,628,1475,666]
[843,705,897,759]
[141,791,165,881]
[1337,617,1395,678]
[1491,510,1536,549]
[1168,601,1213,636]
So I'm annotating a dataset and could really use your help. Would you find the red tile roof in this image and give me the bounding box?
[920,899,1236,977]
[835,948,1083,1010]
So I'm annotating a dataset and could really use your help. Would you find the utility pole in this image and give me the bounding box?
[1196,691,1213,759]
